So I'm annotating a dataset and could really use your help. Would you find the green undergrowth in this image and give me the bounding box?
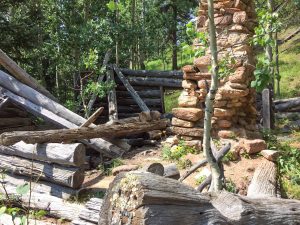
[97,158,124,176]
[262,129,300,199]
[164,90,181,113]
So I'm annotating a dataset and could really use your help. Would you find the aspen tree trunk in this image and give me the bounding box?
[203,0,222,192]
[275,32,280,97]
[266,0,274,84]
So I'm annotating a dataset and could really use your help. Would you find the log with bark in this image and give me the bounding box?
[99,172,300,225]
[0,174,84,221]
[0,142,86,167]
[118,76,182,88]
[117,90,161,98]
[0,153,84,188]
[0,70,123,157]
[0,120,168,146]
[0,85,124,158]
[247,159,278,198]
[275,97,300,112]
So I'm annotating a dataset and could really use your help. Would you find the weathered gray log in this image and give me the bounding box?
[107,69,118,121]
[117,98,161,107]
[1,173,76,199]
[72,198,103,224]
[0,106,29,117]
[0,153,84,188]
[164,163,180,180]
[116,90,161,98]
[80,107,104,128]
[86,50,111,116]
[0,70,122,156]
[119,68,183,79]
[275,97,300,112]
[160,86,165,113]
[113,65,150,112]
[274,97,300,105]
[0,96,9,110]
[126,138,157,147]
[99,172,300,225]
[0,120,168,146]
[0,142,86,166]
[0,49,57,101]
[247,160,278,198]
[179,143,231,182]
[0,117,32,127]
[125,77,182,88]
[0,86,123,158]
[262,89,271,129]
[0,175,83,220]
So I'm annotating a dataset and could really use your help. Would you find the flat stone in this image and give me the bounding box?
[185,140,202,151]
[214,14,233,26]
[261,150,280,162]
[198,80,211,89]
[172,108,204,122]
[194,55,211,69]
[172,117,195,128]
[182,65,197,73]
[233,11,247,24]
[214,108,235,117]
[229,66,248,83]
[182,80,197,89]
[218,130,237,139]
[178,94,199,107]
[217,120,232,128]
[112,165,139,176]
[172,127,204,137]
[219,86,249,98]
[229,82,248,90]
[241,139,267,154]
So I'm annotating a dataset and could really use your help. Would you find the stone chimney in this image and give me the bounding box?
[172,0,257,143]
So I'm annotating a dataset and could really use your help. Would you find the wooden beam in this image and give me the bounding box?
[119,68,183,79]
[86,50,111,116]
[80,107,104,128]
[262,88,271,129]
[0,120,168,146]
[107,69,118,121]
[113,65,150,112]
[0,49,57,101]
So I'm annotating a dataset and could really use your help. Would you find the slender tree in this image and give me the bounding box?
[203,0,222,191]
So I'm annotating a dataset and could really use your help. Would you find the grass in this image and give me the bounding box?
[276,28,300,99]
[164,90,181,113]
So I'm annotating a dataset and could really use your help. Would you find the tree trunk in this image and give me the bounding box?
[203,0,222,192]
[0,120,168,146]
[0,153,84,188]
[0,142,86,167]
[98,172,300,225]
[107,69,118,121]
[171,3,178,70]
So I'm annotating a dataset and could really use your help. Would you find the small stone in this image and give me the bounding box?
[229,82,248,90]
[261,150,280,162]
[178,92,199,107]
[112,165,139,176]
[233,11,248,24]
[172,108,204,122]
[218,130,237,139]
[198,80,211,89]
[194,55,211,69]
[182,65,197,73]
[229,67,248,83]
[172,127,204,137]
[164,136,179,146]
[172,117,195,128]
[185,140,202,151]
[182,80,197,89]
[214,108,235,117]
[217,120,232,128]
[241,139,267,154]
[214,14,233,25]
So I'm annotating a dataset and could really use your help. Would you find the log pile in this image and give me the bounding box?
[274,97,300,113]
[172,0,258,145]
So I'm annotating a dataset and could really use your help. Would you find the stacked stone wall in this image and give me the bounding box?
[172,0,258,142]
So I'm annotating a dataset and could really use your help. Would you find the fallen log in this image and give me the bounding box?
[0,49,57,101]
[1,173,76,199]
[0,142,86,166]
[247,159,278,198]
[99,172,300,225]
[0,120,168,146]
[0,70,123,157]
[0,153,84,188]
[275,97,300,112]
[119,68,183,79]
[0,175,83,220]
[0,86,123,158]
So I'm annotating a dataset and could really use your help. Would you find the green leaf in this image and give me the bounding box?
[107,1,116,11]
[0,206,6,215]
[16,183,30,195]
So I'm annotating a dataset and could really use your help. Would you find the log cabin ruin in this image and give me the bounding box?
[0,0,300,224]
